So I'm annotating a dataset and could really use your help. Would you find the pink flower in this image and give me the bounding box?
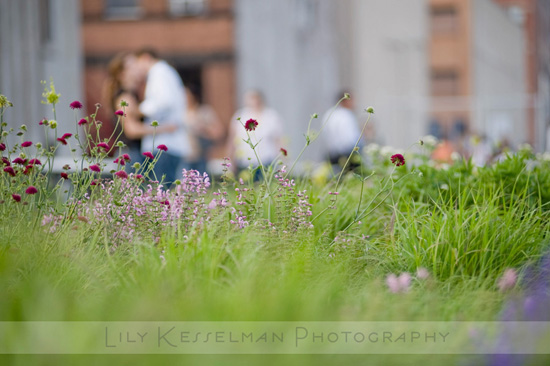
[115,110,124,116]
[208,199,218,210]
[11,194,21,202]
[1,157,10,166]
[97,142,110,150]
[416,267,430,280]
[157,144,168,152]
[498,268,517,292]
[122,154,131,161]
[114,158,126,166]
[28,159,42,165]
[21,141,32,148]
[143,152,155,160]
[39,118,47,126]
[12,157,27,165]
[61,133,73,139]
[25,186,38,195]
[3,166,16,177]
[90,180,98,186]
[89,164,101,172]
[328,191,340,196]
[0,143,5,151]
[280,148,288,157]
[61,172,69,179]
[23,165,33,175]
[115,170,128,179]
[70,100,83,110]
[78,118,87,126]
[390,154,406,167]
[386,272,412,293]
[244,118,258,132]
[56,138,67,145]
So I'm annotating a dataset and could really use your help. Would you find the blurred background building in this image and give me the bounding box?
[1,0,550,165]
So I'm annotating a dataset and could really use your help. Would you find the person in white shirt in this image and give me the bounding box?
[321,92,362,167]
[229,90,284,173]
[128,48,191,184]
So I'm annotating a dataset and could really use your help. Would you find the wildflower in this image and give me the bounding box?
[1,157,10,166]
[69,100,83,110]
[280,148,288,157]
[89,164,101,173]
[498,268,518,292]
[390,153,406,167]
[56,138,67,145]
[244,118,258,131]
[90,180,98,186]
[21,141,32,148]
[386,273,412,293]
[208,199,218,210]
[28,159,41,165]
[61,133,72,139]
[78,118,87,126]
[114,157,125,166]
[23,165,34,175]
[25,186,38,195]
[12,157,27,165]
[0,143,5,151]
[97,142,110,150]
[3,166,16,177]
[115,110,124,116]
[60,172,68,179]
[62,164,71,170]
[134,174,144,180]
[39,118,48,126]
[11,194,21,202]
[328,191,340,195]
[115,170,128,179]
[143,152,155,160]
[416,267,430,280]
[157,144,168,152]
[122,154,131,161]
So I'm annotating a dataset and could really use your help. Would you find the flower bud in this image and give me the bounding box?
[151,121,159,127]
[35,142,42,149]
[116,141,126,148]
[49,120,57,129]
[366,106,375,114]
[133,162,141,169]
[20,124,27,131]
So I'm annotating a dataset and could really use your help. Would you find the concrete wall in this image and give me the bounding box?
[0,0,83,149]
[471,0,526,145]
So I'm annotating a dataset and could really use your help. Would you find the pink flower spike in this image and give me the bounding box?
[3,166,16,177]
[11,194,21,202]
[78,118,87,126]
[0,143,5,151]
[157,144,168,152]
[89,164,101,173]
[115,110,124,116]
[143,152,155,160]
[25,186,38,195]
[21,141,32,148]
[70,100,83,110]
[97,142,110,150]
[56,138,67,145]
[61,133,73,139]
[115,170,128,179]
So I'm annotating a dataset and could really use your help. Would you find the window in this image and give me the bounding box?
[105,0,141,19]
[431,70,459,96]
[169,0,207,16]
[430,6,458,34]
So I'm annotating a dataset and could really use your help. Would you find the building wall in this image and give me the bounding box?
[471,0,526,145]
[0,0,83,148]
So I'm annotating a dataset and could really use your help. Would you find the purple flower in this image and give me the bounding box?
[78,118,87,126]
[1,157,10,166]
[134,174,144,180]
[11,194,21,202]
[70,100,83,110]
[244,119,258,132]
[56,138,67,145]
[23,165,33,175]
[28,159,42,165]
[498,268,518,292]
[25,186,38,195]
[61,133,72,139]
[115,110,124,116]
[386,273,412,293]
[12,157,27,165]
[21,141,32,148]
[390,154,406,167]
[3,166,16,177]
[89,164,101,173]
[143,152,155,160]
[122,154,131,161]
[416,267,430,280]
[0,143,5,151]
[157,144,168,152]
[97,142,110,151]
[115,170,128,179]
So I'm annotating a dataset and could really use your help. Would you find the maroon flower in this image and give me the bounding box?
[61,133,72,139]
[60,172,69,179]
[142,151,155,160]
[21,141,32,148]
[280,148,288,157]
[114,110,124,116]
[56,138,67,145]
[244,119,258,132]
[3,166,16,177]
[1,157,10,166]
[12,157,27,165]
[122,154,131,161]
[114,157,126,166]
[11,194,21,202]
[134,174,144,180]
[114,170,128,179]
[25,186,38,195]
[90,180,98,186]
[0,143,5,151]
[23,165,33,175]
[97,142,110,150]
[89,164,101,172]
[390,154,406,167]
[157,144,168,152]
[28,159,42,165]
[70,100,83,110]
[78,118,87,126]
[160,200,170,206]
